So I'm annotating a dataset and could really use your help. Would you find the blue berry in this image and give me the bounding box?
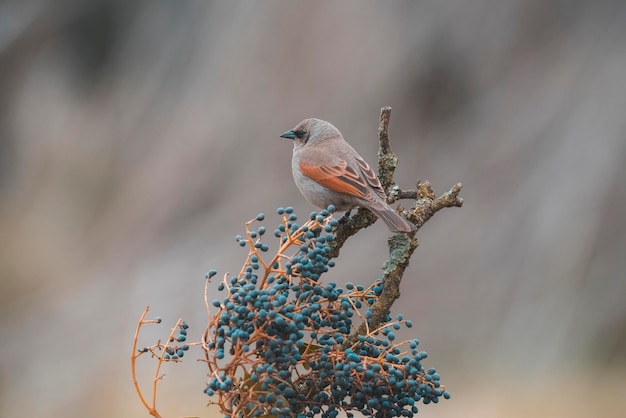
[199,206,448,415]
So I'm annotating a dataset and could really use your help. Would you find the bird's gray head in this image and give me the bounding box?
[280,118,342,148]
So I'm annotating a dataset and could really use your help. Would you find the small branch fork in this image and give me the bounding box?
[132,307,164,418]
[132,307,201,418]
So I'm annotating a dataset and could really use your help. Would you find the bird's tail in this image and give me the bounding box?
[369,202,416,233]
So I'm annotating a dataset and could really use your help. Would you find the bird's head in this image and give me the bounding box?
[280,118,342,148]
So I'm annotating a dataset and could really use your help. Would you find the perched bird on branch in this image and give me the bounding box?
[280,118,416,233]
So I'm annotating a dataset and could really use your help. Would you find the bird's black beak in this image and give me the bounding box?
[280,130,297,140]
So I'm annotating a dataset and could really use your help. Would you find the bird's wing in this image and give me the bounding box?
[298,147,385,200]
[352,155,388,200]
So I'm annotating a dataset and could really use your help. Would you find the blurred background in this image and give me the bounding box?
[1,1,625,417]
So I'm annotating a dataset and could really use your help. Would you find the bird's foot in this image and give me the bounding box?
[338,209,355,226]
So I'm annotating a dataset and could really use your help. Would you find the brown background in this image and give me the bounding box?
[1,1,625,417]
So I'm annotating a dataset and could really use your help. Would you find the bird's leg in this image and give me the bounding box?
[339,208,355,225]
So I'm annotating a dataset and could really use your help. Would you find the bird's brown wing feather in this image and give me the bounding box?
[353,155,387,200]
[299,159,368,197]
[298,147,387,201]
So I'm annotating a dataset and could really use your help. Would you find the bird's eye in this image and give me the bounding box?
[294,130,306,139]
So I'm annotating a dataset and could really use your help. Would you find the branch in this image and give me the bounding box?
[345,181,463,345]
[340,107,464,346]
[131,306,164,418]
[408,180,463,229]
[377,106,398,193]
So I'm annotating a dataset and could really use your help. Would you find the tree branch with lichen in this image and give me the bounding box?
[327,107,463,343]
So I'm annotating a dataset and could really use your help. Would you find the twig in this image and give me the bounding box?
[377,106,399,193]
[346,181,463,345]
[131,307,163,418]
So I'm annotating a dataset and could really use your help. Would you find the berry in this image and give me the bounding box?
[198,206,448,416]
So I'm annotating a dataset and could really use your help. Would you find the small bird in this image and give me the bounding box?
[280,118,416,233]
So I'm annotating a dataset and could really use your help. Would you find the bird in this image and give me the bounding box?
[280,118,416,233]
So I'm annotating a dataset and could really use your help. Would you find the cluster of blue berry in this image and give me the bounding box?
[203,206,448,417]
[134,316,190,362]
[162,321,190,360]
